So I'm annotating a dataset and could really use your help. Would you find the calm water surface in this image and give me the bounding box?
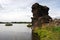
[0,24,32,40]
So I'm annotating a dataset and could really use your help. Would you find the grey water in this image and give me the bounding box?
[0,24,32,40]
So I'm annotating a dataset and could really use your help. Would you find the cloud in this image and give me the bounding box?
[0,0,60,22]
[0,0,37,13]
[0,0,37,22]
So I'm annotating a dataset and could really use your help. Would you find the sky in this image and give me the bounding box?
[0,0,60,22]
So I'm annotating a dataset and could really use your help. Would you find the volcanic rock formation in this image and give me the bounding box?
[31,3,52,27]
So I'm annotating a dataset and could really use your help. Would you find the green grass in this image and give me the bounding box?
[33,26,60,40]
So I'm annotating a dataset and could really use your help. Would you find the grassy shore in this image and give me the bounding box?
[33,23,60,40]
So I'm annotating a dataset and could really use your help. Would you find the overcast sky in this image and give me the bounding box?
[0,0,60,22]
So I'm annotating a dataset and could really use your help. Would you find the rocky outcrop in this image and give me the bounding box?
[31,3,52,28]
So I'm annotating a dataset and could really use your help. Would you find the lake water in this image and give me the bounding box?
[0,24,32,40]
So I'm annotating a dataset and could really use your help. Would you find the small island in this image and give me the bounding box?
[5,22,13,26]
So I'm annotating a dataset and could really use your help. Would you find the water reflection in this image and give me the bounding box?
[0,24,32,40]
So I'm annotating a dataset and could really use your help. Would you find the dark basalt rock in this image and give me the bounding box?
[31,3,52,27]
